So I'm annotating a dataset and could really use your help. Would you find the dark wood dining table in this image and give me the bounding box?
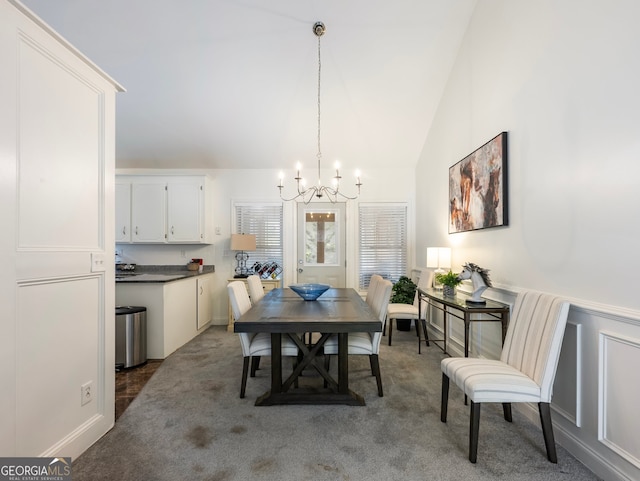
[233,287,381,406]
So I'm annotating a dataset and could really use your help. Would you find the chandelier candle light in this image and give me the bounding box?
[278,21,362,203]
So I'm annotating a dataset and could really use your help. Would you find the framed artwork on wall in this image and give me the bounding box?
[449,132,508,234]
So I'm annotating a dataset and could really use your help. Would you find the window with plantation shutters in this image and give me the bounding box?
[358,204,408,290]
[234,203,283,269]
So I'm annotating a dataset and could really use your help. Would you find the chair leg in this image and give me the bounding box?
[503,403,512,422]
[250,356,260,377]
[441,373,449,423]
[469,401,481,463]
[539,402,558,463]
[370,354,383,397]
[388,318,393,346]
[240,357,250,398]
[382,316,387,336]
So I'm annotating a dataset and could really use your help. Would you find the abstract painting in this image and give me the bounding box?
[449,132,508,234]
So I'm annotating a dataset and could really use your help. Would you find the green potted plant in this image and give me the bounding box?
[435,271,462,297]
[390,276,416,331]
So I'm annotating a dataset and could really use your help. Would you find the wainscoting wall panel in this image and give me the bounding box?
[553,321,582,427]
[598,331,640,469]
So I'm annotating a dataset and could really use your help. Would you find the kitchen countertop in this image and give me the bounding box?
[115,265,215,283]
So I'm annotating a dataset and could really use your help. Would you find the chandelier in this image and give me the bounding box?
[278,21,362,204]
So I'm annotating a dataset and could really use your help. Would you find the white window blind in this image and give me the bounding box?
[359,204,408,290]
[234,203,283,268]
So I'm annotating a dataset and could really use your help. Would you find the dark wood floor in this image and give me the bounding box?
[115,360,162,420]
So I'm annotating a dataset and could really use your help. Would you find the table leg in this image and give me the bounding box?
[464,314,470,358]
[271,333,282,394]
[338,333,349,394]
[501,313,509,346]
[464,315,470,405]
[443,306,448,355]
[418,296,423,354]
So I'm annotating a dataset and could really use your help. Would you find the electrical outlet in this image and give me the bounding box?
[215,226,221,235]
[180,249,186,258]
[81,381,93,406]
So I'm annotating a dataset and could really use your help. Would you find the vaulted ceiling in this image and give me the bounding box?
[22,0,477,172]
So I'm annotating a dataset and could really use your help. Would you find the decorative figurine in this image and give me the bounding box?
[458,263,492,305]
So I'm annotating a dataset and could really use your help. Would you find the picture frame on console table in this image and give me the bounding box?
[448,132,508,234]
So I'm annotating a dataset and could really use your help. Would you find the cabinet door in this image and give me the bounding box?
[167,180,203,242]
[197,276,212,329]
[115,182,131,242]
[131,182,166,243]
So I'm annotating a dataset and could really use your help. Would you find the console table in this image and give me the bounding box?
[417,288,510,357]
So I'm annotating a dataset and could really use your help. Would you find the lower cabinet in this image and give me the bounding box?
[197,276,212,330]
[116,274,213,359]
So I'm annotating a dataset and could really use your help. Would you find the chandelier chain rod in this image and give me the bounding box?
[317,33,322,183]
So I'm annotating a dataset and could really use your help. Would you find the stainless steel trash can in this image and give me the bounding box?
[115,306,147,369]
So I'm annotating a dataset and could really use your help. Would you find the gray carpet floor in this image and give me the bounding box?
[73,325,601,481]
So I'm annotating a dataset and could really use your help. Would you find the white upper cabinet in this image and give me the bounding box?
[167,179,204,242]
[115,182,131,242]
[116,175,212,244]
[132,181,167,243]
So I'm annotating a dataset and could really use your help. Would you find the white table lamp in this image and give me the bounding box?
[426,247,451,289]
[231,234,256,278]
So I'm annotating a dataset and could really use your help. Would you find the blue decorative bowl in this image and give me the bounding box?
[289,283,331,301]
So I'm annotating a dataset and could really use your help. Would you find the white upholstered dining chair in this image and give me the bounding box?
[440,291,570,463]
[384,270,433,347]
[246,274,265,304]
[324,279,393,397]
[365,274,383,307]
[227,281,298,398]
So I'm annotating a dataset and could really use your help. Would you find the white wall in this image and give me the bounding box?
[117,166,415,326]
[416,1,640,480]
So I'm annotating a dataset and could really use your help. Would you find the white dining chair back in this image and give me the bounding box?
[500,293,569,402]
[228,281,253,355]
[365,274,383,307]
[440,290,570,463]
[246,274,265,304]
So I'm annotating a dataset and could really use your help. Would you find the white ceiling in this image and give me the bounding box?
[22,0,477,171]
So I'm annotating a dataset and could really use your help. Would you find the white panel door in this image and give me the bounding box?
[296,203,346,287]
[0,1,120,457]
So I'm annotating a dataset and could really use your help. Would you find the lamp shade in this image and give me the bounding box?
[230,234,256,251]
[426,247,451,269]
